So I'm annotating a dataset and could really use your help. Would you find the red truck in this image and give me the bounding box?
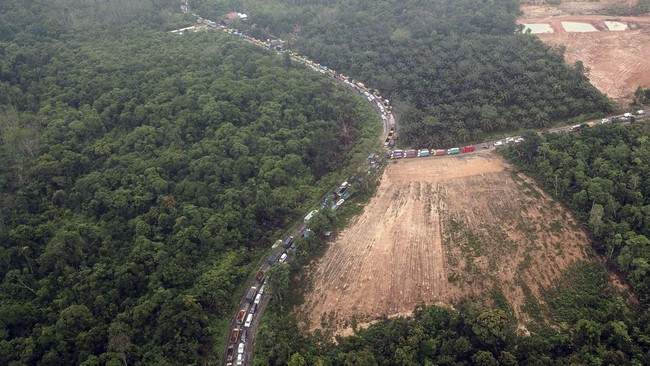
[255,270,265,283]
[461,146,475,153]
[229,328,240,343]
[433,149,446,156]
[405,149,417,158]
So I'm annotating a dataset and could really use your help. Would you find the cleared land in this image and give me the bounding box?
[518,1,650,103]
[298,152,593,334]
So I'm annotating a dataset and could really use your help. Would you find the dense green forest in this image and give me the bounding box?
[0,2,379,364]
[504,124,650,303]
[194,0,612,147]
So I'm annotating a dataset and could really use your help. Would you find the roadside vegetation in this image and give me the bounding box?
[198,0,612,147]
[0,2,381,364]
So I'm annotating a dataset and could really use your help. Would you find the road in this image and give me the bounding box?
[171,14,647,366]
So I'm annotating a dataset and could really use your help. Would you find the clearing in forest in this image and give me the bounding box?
[518,1,650,103]
[298,152,594,334]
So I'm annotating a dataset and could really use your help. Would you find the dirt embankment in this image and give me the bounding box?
[297,152,594,335]
[519,1,650,104]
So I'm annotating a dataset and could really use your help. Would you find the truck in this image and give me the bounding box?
[570,125,581,132]
[446,147,460,155]
[388,139,396,149]
[304,210,318,223]
[229,328,240,343]
[391,149,404,159]
[254,293,262,305]
[418,149,430,157]
[226,345,235,362]
[255,270,265,283]
[245,286,257,302]
[282,236,294,248]
[236,306,248,324]
[267,254,278,265]
[433,149,446,156]
[384,137,390,147]
[405,149,417,158]
[461,146,475,153]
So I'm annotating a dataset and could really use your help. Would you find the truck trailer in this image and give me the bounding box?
[461,146,475,153]
[245,286,257,302]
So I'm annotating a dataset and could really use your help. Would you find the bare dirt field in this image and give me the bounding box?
[297,152,594,334]
[518,1,650,104]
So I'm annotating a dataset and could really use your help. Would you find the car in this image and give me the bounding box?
[279,253,288,263]
[238,343,245,354]
[244,314,253,328]
[514,137,525,143]
[505,137,514,144]
[637,110,645,115]
[600,118,610,124]
[624,112,633,118]
[493,141,503,147]
[236,353,244,366]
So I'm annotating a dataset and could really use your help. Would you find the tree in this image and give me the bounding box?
[288,353,306,366]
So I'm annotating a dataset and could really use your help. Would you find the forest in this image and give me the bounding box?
[504,124,650,304]
[0,2,379,364]
[195,0,612,147]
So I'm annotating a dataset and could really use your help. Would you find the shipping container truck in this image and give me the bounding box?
[434,149,446,156]
[418,149,430,157]
[391,150,404,159]
[245,286,257,302]
[405,149,417,158]
[447,147,460,155]
[229,328,240,343]
[282,236,294,248]
[461,146,475,153]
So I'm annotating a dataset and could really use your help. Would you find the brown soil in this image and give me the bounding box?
[519,2,650,104]
[297,152,594,334]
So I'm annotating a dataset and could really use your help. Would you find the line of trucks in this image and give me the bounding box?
[390,145,475,159]
[226,271,268,366]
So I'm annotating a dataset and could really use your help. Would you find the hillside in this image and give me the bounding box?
[298,152,595,335]
[197,0,613,147]
[0,8,379,365]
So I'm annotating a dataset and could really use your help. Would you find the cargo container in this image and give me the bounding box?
[229,328,240,343]
[418,149,430,157]
[461,146,475,153]
[434,149,446,156]
[245,286,257,302]
[447,147,460,155]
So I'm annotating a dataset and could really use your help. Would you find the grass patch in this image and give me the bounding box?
[544,262,615,324]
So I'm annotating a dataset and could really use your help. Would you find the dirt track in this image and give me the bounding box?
[298,152,594,334]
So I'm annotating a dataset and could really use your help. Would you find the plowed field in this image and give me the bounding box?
[298,152,594,334]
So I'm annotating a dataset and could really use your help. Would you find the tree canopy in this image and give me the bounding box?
[0,3,378,364]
